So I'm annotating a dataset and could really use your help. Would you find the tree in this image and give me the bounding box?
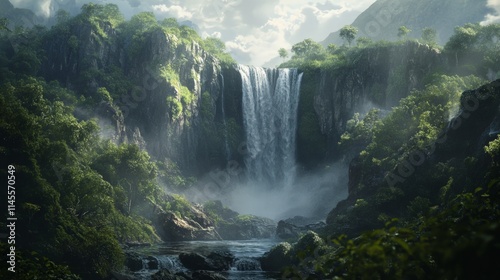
[55,9,70,24]
[340,25,358,46]
[357,37,372,47]
[421,27,437,46]
[278,48,288,60]
[327,44,337,54]
[445,24,479,66]
[0,17,10,32]
[161,17,179,29]
[398,26,411,39]
[291,38,324,57]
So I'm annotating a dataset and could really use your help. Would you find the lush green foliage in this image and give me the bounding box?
[359,75,485,170]
[202,36,236,65]
[444,23,500,77]
[285,182,500,279]
[421,27,438,46]
[397,26,411,39]
[339,25,358,46]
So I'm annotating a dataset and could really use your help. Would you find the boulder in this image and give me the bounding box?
[276,217,326,239]
[191,270,227,280]
[293,231,324,256]
[125,252,143,272]
[234,258,261,271]
[159,211,221,241]
[179,251,234,271]
[276,220,301,239]
[151,269,189,280]
[145,256,159,270]
[179,253,213,271]
[259,242,293,271]
[206,251,235,271]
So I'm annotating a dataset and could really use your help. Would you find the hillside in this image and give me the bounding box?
[322,0,493,46]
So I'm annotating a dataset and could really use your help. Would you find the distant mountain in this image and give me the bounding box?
[0,0,44,29]
[322,0,494,46]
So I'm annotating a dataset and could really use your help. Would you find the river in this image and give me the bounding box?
[128,239,282,280]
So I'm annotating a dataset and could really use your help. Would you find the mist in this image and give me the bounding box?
[179,162,348,221]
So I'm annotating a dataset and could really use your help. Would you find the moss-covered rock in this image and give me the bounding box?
[260,242,293,271]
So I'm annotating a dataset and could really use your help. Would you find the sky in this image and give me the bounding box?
[9,0,378,66]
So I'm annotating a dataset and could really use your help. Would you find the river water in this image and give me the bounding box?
[129,239,282,280]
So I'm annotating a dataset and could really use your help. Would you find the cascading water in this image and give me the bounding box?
[220,73,231,161]
[238,65,303,188]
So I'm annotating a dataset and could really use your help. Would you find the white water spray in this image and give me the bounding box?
[238,65,303,188]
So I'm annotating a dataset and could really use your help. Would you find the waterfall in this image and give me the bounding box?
[220,73,231,162]
[238,65,303,188]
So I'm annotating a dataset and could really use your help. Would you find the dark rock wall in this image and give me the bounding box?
[297,41,444,167]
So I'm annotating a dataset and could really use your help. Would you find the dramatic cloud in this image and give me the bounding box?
[482,0,500,25]
[152,4,193,20]
[9,0,377,65]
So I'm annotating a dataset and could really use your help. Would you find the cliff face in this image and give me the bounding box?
[40,20,244,175]
[297,41,444,166]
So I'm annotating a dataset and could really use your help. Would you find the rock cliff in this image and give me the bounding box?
[297,41,444,166]
[39,18,244,175]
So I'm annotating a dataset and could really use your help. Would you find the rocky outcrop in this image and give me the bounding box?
[217,215,277,240]
[202,200,277,240]
[158,211,220,241]
[260,231,325,272]
[276,218,326,239]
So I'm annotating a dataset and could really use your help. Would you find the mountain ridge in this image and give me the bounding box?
[322,0,494,46]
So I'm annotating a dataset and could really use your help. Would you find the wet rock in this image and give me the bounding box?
[191,270,227,280]
[259,242,293,271]
[293,231,324,256]
[145,256,159,270]
[179,253,212,271]
[206,251,235,271]
[179,251,234,271]
[159,211,221,241]
[151,269,189,280]
[125,252,143,272]
[234,258,261,271]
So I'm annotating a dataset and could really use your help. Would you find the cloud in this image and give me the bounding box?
[482,0,500,25]
[153,4,193,20]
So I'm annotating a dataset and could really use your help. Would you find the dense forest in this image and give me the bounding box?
[1,1,500,280]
